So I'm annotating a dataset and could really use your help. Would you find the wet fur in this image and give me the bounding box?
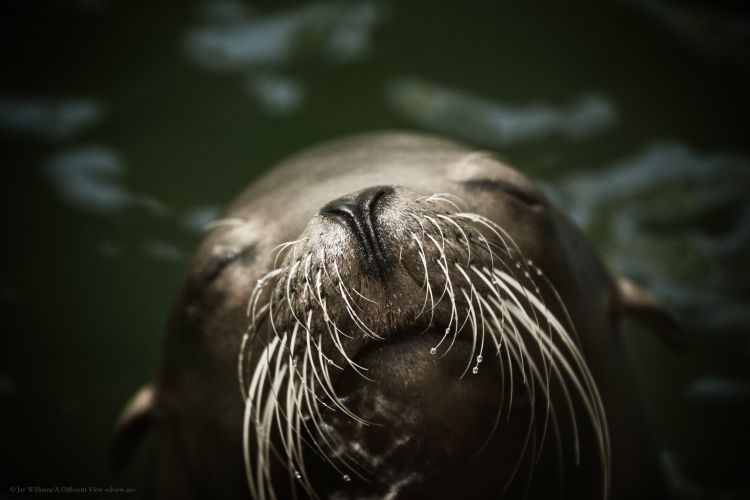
[239,202,609,499]
[114,132,681,500]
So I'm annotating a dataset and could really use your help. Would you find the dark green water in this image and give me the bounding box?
[2,0,749,498]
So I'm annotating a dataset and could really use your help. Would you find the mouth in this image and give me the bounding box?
[237,189,611,499]
[337,326,485,405]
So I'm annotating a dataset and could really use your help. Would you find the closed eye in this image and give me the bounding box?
[190,244,256,297]
[462,178,544,207]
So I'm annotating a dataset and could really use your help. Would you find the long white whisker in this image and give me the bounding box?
[241,206,610,500]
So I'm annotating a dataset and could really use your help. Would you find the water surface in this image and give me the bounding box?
[2,1,749,498]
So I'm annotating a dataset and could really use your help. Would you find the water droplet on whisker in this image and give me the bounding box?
[430,347,437,355]
[477,355,483,363]
[343,474,351,482]
[472,366,479,374]
[515,261,522,268]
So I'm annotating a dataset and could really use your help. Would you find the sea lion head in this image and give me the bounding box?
[114,133,684,500]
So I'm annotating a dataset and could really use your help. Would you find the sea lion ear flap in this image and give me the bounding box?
[112,384,157,470]
[616,277,687,350]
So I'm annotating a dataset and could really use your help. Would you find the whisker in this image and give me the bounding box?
[240,203,610,500]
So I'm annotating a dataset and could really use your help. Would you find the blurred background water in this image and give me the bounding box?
[1,0,749,498]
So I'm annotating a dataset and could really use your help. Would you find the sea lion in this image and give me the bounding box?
[113,132,684,499]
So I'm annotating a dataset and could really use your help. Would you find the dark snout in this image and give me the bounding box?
[319,185,395,277]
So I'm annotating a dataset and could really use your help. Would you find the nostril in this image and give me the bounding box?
[320,185,393,219]
[320,200,357,219]
[319,185,394,276]
[359,185,393,216]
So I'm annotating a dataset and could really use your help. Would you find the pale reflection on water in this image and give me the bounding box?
[183,0,383,71]
[2,0,749,498]
[44,147,168,216]
[386,78,618,146]
[548,143,750,325]
[0,96,105,140]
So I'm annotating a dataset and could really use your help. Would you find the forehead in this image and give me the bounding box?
[228,133,539,221]
[190,132,553,290]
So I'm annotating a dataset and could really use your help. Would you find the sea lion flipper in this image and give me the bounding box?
[112,384,156,470]
[616,277,687,349]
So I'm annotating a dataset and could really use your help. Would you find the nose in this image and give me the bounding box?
[320,185,394,276]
